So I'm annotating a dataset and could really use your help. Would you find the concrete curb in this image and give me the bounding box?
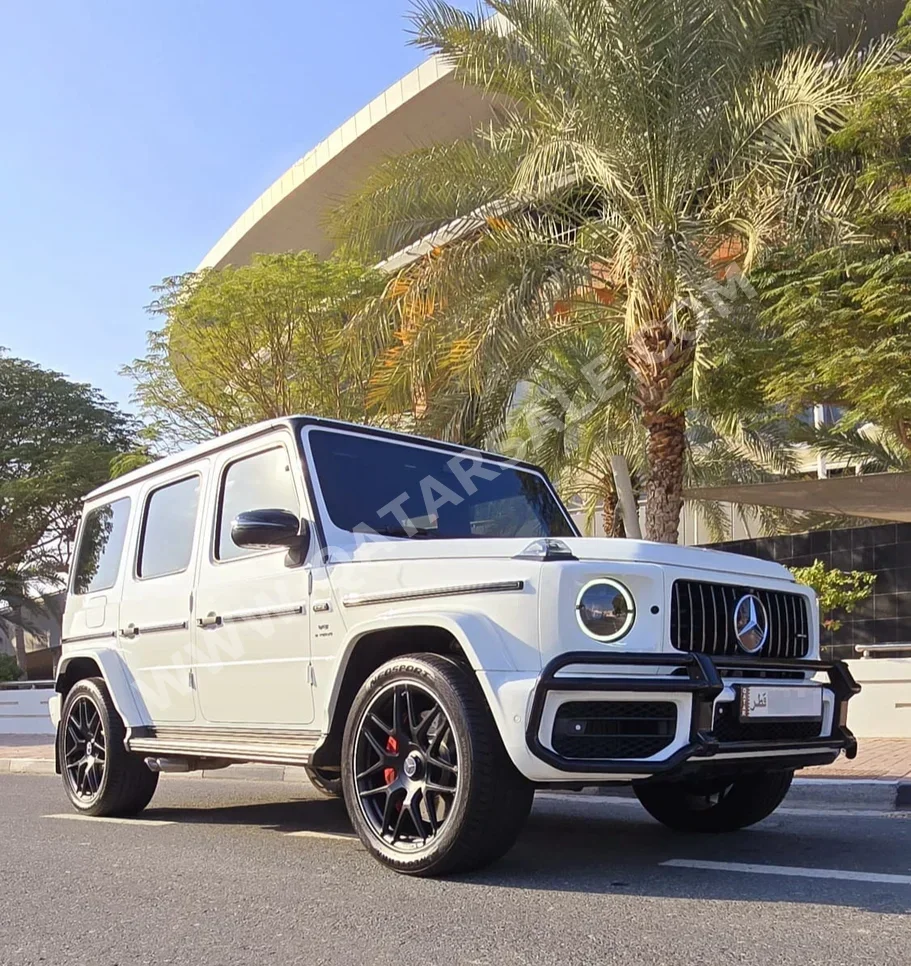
[2,757,909,810]
[4,758,57,777]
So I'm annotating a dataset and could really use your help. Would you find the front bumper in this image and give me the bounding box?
[525,651,859,778]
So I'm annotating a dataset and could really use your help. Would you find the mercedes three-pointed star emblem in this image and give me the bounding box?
[733,593,769,654]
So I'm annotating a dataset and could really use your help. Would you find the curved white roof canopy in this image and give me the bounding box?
[198,55,498,271]
[199,2,903,273]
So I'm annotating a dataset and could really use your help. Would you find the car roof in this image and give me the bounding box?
[85,416,546,503]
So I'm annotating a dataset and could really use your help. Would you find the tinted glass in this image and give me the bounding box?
[72,498,131,594]
[218,448,300,561]
[138,477,200,578]
[308,430,573,539]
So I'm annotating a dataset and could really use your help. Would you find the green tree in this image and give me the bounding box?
[0,351,137,656]
[123,252,386,450]
[335,0,889,542]
[759,2,911,459]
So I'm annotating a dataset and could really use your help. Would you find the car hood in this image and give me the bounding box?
[339,536,793,583]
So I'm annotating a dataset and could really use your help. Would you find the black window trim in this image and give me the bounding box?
[69,496,132,597]
[134,472,203,582]
[212,442,303,566]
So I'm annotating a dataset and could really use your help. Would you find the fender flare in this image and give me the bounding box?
[324,608,531,731]
[55,647,150,731]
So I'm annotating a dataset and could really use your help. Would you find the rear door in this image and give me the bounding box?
[64,495,133,650]
[118,467,207,723]
[192,433,314,726]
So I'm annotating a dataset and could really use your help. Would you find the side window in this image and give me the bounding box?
[138,476,201,579]
[72,498,131,595]
[217,447,300,561]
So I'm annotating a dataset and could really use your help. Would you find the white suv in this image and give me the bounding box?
[50,417,859,875]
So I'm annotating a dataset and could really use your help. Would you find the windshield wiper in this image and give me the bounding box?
[359,524,436,539]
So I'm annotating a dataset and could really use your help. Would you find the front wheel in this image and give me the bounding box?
[59,677,159,817]
[634,770,794,833]
[341,654,534,876]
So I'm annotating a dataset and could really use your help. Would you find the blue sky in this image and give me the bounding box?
[0,1,460,411]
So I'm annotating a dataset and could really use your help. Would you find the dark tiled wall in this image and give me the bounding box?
[708,524,911,660]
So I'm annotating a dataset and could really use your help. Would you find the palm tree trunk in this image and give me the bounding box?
[628,322,691,544]
[13,607,28,677]
[642,409,686,543]
[601,484,626,538]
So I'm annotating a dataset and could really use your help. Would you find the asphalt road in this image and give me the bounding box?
[2,775,910,966]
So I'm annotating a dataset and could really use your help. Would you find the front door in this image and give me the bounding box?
[192,435,314,727]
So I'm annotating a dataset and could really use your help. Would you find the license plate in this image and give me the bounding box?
[739,685,823,721]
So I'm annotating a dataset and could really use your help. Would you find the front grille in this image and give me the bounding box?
[671,580,810,659]
[552,701,677,760]
[712,705,822,743]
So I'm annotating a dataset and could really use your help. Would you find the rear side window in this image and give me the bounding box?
[138,476,201,579]
[217,447,299,561]
[72,498,131,595]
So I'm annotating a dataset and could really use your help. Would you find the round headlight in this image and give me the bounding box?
[576,579,635,642]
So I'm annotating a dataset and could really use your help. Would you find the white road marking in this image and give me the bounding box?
[286,829,357,842]
[43,813,174,826]
[662,858,911,885]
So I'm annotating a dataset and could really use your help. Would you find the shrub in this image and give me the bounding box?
[790,560,877,632]
[0,652,23,683]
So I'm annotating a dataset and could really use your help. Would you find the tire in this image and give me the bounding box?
[59,677,159,817]
[304,766,342,799]
[341,654,534,876]
[634,770,794,833]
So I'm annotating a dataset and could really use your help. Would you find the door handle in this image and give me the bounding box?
[121,623,139,639]
[197,612,222,628]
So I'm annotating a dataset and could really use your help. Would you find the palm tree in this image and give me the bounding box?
[503,328,804,540]
[336,0,892,542]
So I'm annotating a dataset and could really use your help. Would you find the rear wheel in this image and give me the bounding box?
[634,770,794,833]
[341,654,534,876]
[59,677,159,817]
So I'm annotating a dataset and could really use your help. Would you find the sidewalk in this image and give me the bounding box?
[3,735,911,781]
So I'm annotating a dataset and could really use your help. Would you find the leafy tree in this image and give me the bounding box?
[759,2,911,457]
[123,252,386,449]
[335,0,890,542]
[0,352,137,648]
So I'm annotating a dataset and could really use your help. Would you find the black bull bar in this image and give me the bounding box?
[525,651,860,776]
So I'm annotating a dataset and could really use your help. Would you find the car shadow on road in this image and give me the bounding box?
[142,791,911,915]
[146,794,355,838]
[475,799,911,916]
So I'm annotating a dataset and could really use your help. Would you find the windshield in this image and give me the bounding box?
[308,429,574,540]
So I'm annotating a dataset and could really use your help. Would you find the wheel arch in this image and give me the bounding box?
[55,648,148,731]
[313,611,516,769]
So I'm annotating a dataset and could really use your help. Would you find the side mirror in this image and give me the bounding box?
[231,509,310,565]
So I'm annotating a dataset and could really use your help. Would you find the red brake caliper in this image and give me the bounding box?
[384,736,398,786]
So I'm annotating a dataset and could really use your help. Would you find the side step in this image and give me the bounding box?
[127,726,322,767]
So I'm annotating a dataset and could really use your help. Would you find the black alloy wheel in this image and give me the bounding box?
[58,677,159,817]
[62,694,107,803]
[353,681,459,849]
[341,654,534,876]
